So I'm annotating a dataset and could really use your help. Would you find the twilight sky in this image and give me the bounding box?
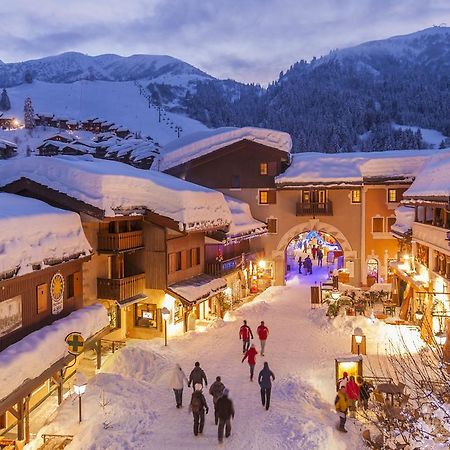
[2,0,450,84]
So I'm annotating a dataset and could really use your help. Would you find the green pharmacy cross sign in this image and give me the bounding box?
[65,332,85,355]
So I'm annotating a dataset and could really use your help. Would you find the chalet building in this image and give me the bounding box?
[391,150,450,359]
[0,139,17,159]
[0,193,109,444]
[0,115,19,130]
[161,127,439,288]
[0,156,232,343]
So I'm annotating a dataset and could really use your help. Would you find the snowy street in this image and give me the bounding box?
[29,267,379,450]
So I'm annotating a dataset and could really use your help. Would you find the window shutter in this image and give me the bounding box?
[74,271,82,297]
[37,283,48,314]
[267,190,277,204]
[181,250,188,270]
[267,161,277,176]
[267,218,278,233]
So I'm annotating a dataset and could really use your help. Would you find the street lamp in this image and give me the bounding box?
[414,309,424,322]
[435,330,447,347]
[352,327,366,355]
[161,307,170,346]
[73,372,87,423]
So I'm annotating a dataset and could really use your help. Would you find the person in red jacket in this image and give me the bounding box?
[239,320,253,354]
[345,375,360,418]
[257,321,269,356]
[242,343,258,381]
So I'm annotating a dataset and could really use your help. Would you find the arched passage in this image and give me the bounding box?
[272,219,356,284]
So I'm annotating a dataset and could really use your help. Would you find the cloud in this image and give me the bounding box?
[1,0,450,84]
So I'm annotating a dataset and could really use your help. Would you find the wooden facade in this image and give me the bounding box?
[164,140,290,189]
[0,259,86,351]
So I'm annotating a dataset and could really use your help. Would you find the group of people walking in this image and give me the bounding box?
[169,319,275,443]
[297,246,324,275]
[335,372,374,432]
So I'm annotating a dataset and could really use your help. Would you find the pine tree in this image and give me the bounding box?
[0,88,11,111]
[23,97,35,129]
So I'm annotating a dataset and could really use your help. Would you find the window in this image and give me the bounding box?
[231,175,240,188]
[351,190,361,203]
[37,283,48,314]
[372,217,384,233]
[260,163,268,175]
[387,217,396,231]
[259,190,276,205]
[317,190,326,204]
[267,218,278,234]
[176,252,182,271]
[67,274,75,298]
[173,300,184,323]
[302,191,310,203]
[388,189,398,203]
[134,303,157,328]
[191,247,201,266]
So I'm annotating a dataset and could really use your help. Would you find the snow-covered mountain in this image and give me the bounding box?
[0,52,212,86]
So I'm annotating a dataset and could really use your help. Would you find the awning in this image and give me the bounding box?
[116,293,148,308]
[168,274,227,306]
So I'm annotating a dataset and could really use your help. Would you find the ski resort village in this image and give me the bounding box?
[1,5,450,450]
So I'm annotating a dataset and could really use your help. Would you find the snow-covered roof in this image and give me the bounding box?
[160,127,292,171]
[0,193,92,277]
[0,138,17,149]
[0,304,109,402]
[276,149,437,186]
[225,195,267,241]
[0,156,232,232]
[391,206,415,237]
[404,149,450,198]
[168,274,227,304]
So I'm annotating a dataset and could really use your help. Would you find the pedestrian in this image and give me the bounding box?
[311,245,317,260]
[335,385,349,432]
[170,363,188,408]
[257,321,269,356]
[317,248,323,267]
[239,320,254,354]
[258,362,275,410]
[346,375,360,418]
[190,384,209,436]
[357,376,373,410]
[188,361,208,391]
[303,241,307,252]
[216,388,235,443]
[304,255,313,275]
[242,343,258,381]
[298,256,303,274]
[336,371,349,391]
[209,376,225,425]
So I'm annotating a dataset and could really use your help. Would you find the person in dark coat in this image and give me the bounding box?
[190,384,209,436]
[188,362,208,391]
[209,376,225,425]
[317,248,324,267]
[258,362,275,410]
[304,256,313,275]
[357,376,373,410]
[216,388,235,442]
[239,320,254,353]
[298,256,303,274]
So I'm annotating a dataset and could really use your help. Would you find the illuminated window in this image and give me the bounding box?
[260,163,268,175]
[351,190,361,203]
[259,190,268,204]
[134,303,157,328]
[372,217,384,233]
[388,189,397,203]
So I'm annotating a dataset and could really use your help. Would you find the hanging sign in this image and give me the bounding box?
[65,332,84,355]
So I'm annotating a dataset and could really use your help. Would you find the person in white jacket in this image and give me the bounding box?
[170,363,189,408]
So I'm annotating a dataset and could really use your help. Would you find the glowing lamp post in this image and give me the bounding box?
[351,327,366,355]
[161,307,170,346]
[435,330,447,347]
[73,372,87,423]
[330,289,341,302]
[414,309,424,323]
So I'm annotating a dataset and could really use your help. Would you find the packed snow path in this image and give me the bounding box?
[33,267,368,449]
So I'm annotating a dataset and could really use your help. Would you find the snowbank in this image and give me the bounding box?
[160,126,292,171]
[0,193,91,276]
[0,304,109,402]
[404,150,450,197]
[0,156,232,231]
[276,149,437,186]
[391,205,415,236]
[225,195,267,240]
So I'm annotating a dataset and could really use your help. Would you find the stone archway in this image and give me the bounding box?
[272,219,357,285]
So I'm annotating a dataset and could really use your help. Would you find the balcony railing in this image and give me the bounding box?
[296,201,333,216]
[97,273,145,302]
[98,231,143,252]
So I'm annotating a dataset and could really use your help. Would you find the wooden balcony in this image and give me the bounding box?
[97,273,145,302]
[296,201,333,216]
[97,231,143,253]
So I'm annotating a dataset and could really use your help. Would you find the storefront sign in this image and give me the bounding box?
[50,272,65,315]
[0,295,22,337]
